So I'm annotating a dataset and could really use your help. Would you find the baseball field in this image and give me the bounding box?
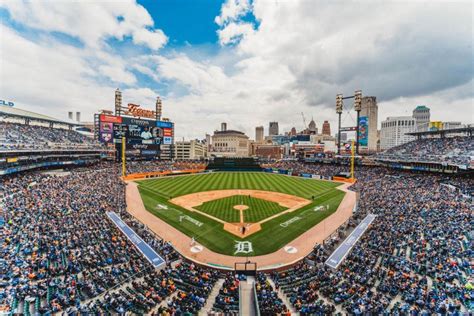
[137,172,345,256]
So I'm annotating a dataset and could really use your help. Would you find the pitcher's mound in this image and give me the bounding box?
[233,205,249,211]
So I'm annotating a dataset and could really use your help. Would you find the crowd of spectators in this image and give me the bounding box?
[377,136,473,167]
[255,273,290,315]
[261,161,349,177]
[125,160,206,175]
[272,164,472,315]
[0,122,103,150]
[0,165,219,314]
[1,156,472,314]
[211,273,241,315]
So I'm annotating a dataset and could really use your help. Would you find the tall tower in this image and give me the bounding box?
[308,118,317,134]
[360,96,378,153]
[114,88,122,116]
[255,126,264,143]
[412,105,430,132]
[221,122,227,131]
[269,122,279,136]
[156,96,162,121]
[322,121,331,135]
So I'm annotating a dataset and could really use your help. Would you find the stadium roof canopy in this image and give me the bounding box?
[406,126,473,137]
[0,105,81,126]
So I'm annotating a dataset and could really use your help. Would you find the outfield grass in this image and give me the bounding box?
[137,172,345,257]
[138,172,339,199]
[195,195,288,223]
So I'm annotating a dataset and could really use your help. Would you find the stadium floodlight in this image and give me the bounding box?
[354,90,362,111]
[336,94,343,113]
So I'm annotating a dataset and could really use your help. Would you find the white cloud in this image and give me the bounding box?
[0,0,472,141]
[0,0,167,50]
[215,0,252,26]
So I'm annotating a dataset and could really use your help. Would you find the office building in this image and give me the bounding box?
[412,105,430,132]
[255,126,264,143]
[269,121,279,136]
[208,123,250,157]
[380,116,416,150]
[175,140,207,160]
[322,120,331,135]
[360,96,378,152]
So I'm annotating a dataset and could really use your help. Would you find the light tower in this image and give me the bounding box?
[114,88,122,117]
[336,94,343,154]
[156,96,162,121]
[354,90,362,154]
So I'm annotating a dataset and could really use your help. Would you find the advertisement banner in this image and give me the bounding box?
[358,116,368,147]
[156,121,173,128]
[163,136,173,145]
[100,114,122,124]
[163,128,173,137]
[99,122,114,143]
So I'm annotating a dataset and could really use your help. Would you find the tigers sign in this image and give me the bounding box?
[124,103,156,119]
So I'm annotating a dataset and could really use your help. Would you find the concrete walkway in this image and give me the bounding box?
[240,277,257,316]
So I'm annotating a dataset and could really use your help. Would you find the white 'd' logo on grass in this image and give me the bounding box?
[234,241,253,254]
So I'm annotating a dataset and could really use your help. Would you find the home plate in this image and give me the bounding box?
[190,245,203,253]
[284,246,298,254]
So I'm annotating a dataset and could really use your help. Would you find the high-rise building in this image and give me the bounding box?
[380,116,416,150]
[269,121,279,136]
[322,120,331,135]
[308,118,317,134]
[255,126,264,143]
[359,96,378,152]
[412,105,430,132]
[290,127,297,136]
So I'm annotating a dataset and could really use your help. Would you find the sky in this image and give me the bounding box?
[0,0,472,140]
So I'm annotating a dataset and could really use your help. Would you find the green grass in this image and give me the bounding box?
[137,172,345,257]
[195,195,288,223]
[138,172,339,199]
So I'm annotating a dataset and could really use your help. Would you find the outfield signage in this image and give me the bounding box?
[179,215,203,227]
[325,214,376,269]
[107,212,165,268]
[280,216,301,227]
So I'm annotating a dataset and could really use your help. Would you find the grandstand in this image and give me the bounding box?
[375,128,473,173]
[0,105,109,175]
[1,123,472,315]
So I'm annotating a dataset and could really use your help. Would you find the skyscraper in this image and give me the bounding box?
[359,96,378,152]
[255,126,264,143]
[269,122,279,136]
[412,105,430,132]
[322,120,331,135]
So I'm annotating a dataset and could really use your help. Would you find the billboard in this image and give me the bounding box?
[358,116,368,147]
[98,114,173,158]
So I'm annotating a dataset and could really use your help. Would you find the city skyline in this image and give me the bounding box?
[1,0,472,140]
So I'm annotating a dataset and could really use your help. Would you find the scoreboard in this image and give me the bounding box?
[96,114,174,159]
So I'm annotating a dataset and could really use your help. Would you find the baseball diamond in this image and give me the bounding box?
[135,172,346,256]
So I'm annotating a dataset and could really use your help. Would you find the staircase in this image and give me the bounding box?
[239,276,257,316]
[199,278,225,315]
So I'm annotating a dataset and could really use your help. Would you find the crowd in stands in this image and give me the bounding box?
[377,136,473,167]
[0,122,103,150]
[125,160,206,175]
[255,273,290,315]
[272,165,472,315]
[261,161,349,177]
[211,273,242,315]
[0,165,219,314]
[1,156,472,314]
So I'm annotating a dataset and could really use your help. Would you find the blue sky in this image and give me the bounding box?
[0,1,472,139]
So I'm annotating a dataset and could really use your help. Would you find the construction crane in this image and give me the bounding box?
[301,112,307,129]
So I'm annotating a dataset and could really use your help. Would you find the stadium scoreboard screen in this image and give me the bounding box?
[96,114,174,159]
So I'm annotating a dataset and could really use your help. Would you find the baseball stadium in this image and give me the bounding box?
[1,101,472,315]
[3,0,474,314]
